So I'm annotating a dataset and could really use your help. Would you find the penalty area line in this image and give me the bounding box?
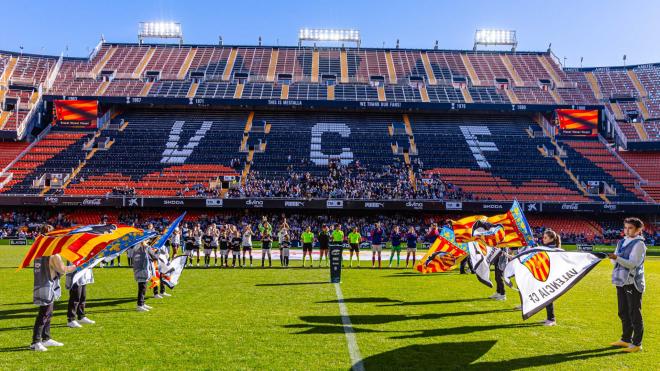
[334,283,365,371]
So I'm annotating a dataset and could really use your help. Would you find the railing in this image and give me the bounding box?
[44,53,64,92]
[0,121,52,176]
[16,86,43,139]
[605,107,629,147]
[597,134,644,181]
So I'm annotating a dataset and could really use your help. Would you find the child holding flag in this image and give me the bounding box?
[31,225,76,351]
[348,227,362,268]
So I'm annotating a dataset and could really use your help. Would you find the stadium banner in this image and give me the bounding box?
[555,109,598,136]
[54,100,98,128]
[504,247,606,320]
[43,94,603,115]
[0,196,657,214]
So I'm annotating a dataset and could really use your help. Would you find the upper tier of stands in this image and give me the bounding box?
[26,44,584,106]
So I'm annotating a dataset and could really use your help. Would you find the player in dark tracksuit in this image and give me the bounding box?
[317,225,330,268]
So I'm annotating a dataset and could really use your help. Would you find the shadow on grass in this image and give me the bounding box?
[0,345,31,353]
[359,342,621,370]
[0,298,135,321]
[0,324,66,333]
[389,323,542,339]
[254,282,328,287]
[360,341,497,370]
[300,309,515,326]
[377,298,490,307]
[469,346,623,370]
[316,297,403,304]
[284,323,389,335]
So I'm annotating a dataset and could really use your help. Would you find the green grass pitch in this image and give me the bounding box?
[0,244,658,370]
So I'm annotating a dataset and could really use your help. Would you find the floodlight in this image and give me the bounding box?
[138,22,183,44]
[473,29,517,51]
[298,28,360,47]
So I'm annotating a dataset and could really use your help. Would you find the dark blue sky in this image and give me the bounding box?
[2,0,659,67]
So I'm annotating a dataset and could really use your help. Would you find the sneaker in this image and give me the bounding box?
[143,304,153,310]
[78,317,95,325]
[488,293,501,299]
[67,320,82,328]
[622,345,642,353]
[42,339,64,347]
[543,320,557,326]
[494,295,506,301]
[610,340,631,348]
[161,292,172,297]
[30,342,47,352]
[153,294,163,299]
[514,305,522,311]
[136,306,150,312]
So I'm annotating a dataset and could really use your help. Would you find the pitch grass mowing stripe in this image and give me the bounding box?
[335,283,365,371]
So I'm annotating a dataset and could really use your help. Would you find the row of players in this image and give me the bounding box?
[114,218,439,269]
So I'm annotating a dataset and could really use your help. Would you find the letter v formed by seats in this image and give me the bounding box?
[161,121,213,164]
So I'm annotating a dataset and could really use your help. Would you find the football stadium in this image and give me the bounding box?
[0,1,658,369]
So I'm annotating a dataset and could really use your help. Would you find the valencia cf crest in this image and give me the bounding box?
[522,251,551,282]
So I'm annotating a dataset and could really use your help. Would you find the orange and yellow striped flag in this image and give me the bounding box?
[415,236,467,274]
[19,224,141,269]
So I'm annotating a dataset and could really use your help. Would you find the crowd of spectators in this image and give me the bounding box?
[228,161,475,201]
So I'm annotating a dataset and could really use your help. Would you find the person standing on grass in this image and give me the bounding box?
[405,226,418,268]
[192,224,203,267]
[348,227,362,268]
[388,226,403,268]
[31,225,76,352]
[65,262,95,329]
[170,227,181,260]
[203,224,214,268]
[219,225,230,268]
[242,224,254,267]
[280,230,291,268]
[332,224,345,254]
[278,226,289,266]
[211,223,220,266]
[609,217,647,353]
[231,225,242,268]
[260,220,273,268]
[371,222,385,269]
[182,223,193,267]
[530,229,563,326]
[318,224,330,267]
[301,226,314,268]
[132,241,158,312]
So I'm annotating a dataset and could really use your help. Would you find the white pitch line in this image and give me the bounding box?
[334,283,365,371]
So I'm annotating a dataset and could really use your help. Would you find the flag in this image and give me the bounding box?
[70,230,157,284]
[504,247,606,320]
[147,255,160,289]
[152,213,186,252]
[467,241,502,288]
[19,224,141,269]
[451,200,535,248]
[161,256,187,289]
[439,226,469,252]
[415,236,467,274]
